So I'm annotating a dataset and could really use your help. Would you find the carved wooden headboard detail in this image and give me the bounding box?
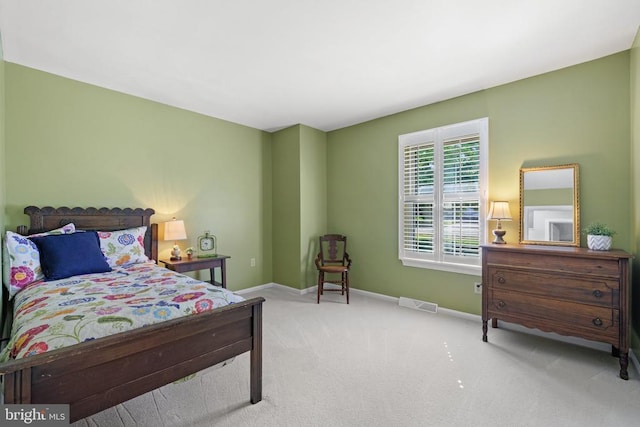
[19,206,158,262]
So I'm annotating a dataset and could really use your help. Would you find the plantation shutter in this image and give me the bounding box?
[442,136,481,261]
[398,118,487,274]
[402,142,435,257]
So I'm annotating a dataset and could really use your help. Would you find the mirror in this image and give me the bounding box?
[519,164,579,246]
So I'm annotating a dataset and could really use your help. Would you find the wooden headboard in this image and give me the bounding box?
[20,206,158,262]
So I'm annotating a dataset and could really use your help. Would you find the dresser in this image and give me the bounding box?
[481,244,632,379]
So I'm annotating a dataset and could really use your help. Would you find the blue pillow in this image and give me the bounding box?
[30,231,112,281]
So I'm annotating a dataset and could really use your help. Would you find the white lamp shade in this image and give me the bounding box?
[162,219,187,241]
[488,201,512,221]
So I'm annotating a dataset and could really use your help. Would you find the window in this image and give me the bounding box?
[398,118,488,275]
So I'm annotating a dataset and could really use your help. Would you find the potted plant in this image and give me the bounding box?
[584,222,615,251]
[185,247,195,259]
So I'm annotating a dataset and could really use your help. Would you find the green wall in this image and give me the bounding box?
[630,28,640,357]
[0,59,5,241]
[0,54,6,329]
[0,59,5,232]
[4,63,273,291]
[299,125,327,287]
[326,52,632,315]
[272,125,302,287]
[271,124,327,289]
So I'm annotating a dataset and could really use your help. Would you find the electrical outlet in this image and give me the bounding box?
[250,258,256,267]
[474,282,482,294]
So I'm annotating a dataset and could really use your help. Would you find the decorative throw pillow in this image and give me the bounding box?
[30,231,112,281]
[3,223,76,297]
[98,226,149,267]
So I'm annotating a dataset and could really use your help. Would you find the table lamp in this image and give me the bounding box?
[162,218,187,260]
[488,201,512,244]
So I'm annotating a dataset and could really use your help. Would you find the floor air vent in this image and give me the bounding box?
[399,297,438,313]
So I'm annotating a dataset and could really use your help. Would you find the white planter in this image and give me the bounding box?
[587,235,612,251]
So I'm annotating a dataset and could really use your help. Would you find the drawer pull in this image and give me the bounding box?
[592,290,603,298]
[497,300,506,309]
[497,277,506,284]
[592,317,603,327]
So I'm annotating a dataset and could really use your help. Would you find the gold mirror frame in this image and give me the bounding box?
[519,164,580,246]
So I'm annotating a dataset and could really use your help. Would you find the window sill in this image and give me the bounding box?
[401,258,481,276]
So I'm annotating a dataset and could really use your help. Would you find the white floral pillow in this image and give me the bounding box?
[3,223,76,297]
[98,226,150,267]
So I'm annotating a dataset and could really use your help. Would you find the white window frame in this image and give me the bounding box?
[398,118,488,275]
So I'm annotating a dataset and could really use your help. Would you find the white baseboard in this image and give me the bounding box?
[630,348,639,375]
[233,282,277,295]
[235,282,313,296]
[350,287,399,303]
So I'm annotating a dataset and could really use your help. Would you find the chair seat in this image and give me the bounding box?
[319,265,349,273]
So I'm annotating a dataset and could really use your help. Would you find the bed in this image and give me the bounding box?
[0,206,265,423]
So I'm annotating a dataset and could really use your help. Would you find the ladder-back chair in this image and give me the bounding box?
[315,234,352,303]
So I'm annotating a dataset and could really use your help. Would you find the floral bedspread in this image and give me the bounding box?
[0,262,245,361]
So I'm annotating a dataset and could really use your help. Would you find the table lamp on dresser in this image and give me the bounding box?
[487,201,512,244]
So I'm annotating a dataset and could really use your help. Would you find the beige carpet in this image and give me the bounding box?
[73,286,640,427]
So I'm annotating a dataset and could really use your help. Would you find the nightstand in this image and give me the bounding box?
[160,255,230,288]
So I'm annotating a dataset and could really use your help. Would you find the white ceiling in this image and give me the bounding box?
[1,1,639,132]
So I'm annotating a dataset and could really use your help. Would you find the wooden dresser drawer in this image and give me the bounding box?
[488,289,619,343]
[486,267,619,307]
[485,250,620,277]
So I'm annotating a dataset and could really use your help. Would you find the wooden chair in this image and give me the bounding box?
[315,234,352,304]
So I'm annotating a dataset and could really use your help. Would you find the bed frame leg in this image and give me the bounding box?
[3,368,32,404]
[250,302,263,404]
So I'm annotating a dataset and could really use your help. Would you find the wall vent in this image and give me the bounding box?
[399,297,438,313]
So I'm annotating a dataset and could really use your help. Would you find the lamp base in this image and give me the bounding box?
[171,244,182,261]
[492,229,507,244]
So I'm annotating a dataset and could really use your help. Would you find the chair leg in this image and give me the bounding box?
[345,271,349,304]
[317,272,322,303]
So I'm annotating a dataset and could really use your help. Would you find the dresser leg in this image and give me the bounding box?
[482,320,488,342]
[491,318,498,328]
[619,353,629,380]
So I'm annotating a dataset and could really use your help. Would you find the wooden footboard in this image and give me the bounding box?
[0,296,265,423]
